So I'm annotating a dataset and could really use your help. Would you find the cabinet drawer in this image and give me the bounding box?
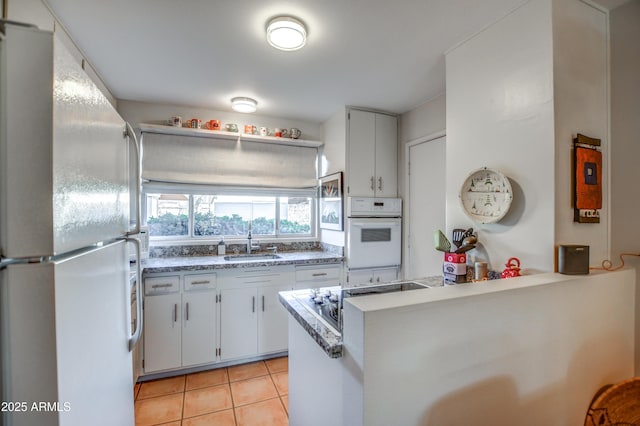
[184,273,217,291]
[295,265,341,282]
[145,275,180,295]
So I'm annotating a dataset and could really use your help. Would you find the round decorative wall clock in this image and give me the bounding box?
[459,167,513,224]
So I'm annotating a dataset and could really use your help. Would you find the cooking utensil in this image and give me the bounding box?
[455,244,476,254]
[434,230,452,252]
[461,235,477,247]
[462,228,474,239]
[452,228,466,248]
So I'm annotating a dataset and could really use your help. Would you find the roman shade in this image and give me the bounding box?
[140,132,318,189]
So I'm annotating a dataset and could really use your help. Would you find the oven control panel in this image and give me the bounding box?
[347,197,402,217]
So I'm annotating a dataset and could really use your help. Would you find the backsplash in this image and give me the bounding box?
[149,241,343,258]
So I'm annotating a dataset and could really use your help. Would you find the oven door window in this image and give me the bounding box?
[361,228,391,242]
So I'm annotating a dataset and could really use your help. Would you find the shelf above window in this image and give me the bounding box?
[138,123,323,148]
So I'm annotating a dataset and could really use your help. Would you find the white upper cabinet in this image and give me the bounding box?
[347,109,397,197]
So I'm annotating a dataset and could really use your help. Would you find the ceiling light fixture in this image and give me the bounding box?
[231,97,258,113]
[266,16,307,51]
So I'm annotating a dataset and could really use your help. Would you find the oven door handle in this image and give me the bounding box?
[351,222,400,228]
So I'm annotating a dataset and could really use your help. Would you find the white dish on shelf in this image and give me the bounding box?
[459,167,513,224]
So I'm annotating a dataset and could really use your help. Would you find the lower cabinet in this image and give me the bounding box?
[294,263,343,290]
[143,264,330,375]
[143,273,217,374]
[347,266,398,286]
[218,267,293,361]
[181,291,217,367]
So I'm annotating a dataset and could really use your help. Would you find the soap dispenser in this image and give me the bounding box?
[217,237,226,256]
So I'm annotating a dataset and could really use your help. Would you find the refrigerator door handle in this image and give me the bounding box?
[124,236,142,352]
[125,122,141,236]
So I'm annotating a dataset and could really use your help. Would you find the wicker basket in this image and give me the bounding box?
[584,377,640,426]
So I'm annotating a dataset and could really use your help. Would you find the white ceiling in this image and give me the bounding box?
[44,0,622,123]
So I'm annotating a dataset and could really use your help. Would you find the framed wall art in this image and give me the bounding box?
[319,172,343,231]
[573,133,602,223]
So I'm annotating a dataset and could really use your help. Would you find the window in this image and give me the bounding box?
[145,193,314,240]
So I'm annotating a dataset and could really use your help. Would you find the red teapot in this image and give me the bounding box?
[501,257,521,278]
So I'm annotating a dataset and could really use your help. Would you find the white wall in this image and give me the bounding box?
[117,99,323,142]
[319,108,347,247]
[6,0,117,107]
[397,94,446,199]
[342,269,636,425]
[553,0,609,264]
[608,0,640,374]
[446,0,556,273]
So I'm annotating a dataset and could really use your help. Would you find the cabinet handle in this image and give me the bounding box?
[252,296,256,313]
[190,280,210,285]
[369,277,373,283]
[152,283,173,289]
[378,177,383,191]
[262,295,265,312]
[312,273,327,277]
[173,304,178,323]
[376,277,381,282]
[186,302,190,321]
[370,176,375,191]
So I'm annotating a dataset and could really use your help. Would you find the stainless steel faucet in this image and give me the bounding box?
[247,231,260,254]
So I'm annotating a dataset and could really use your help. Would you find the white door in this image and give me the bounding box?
[407,135,446,278]
[144,293,182,372]
[348,109,376,196]
[258,284,291,354]
[220,287,258,360]
[182,291,217,367]
[374,113,398,197]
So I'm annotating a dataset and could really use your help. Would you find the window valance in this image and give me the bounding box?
[140,132,318,189]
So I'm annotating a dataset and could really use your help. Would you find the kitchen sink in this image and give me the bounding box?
[223,254,282,261]
[342,281,429,298]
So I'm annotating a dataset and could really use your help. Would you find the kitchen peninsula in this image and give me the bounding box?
[281,269,635,426]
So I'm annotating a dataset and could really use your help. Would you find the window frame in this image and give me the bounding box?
[142,189,317,242]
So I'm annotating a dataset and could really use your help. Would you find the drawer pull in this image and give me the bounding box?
[312,273,328,277]
[173,304,178,323]
[190,280,211,285]
[152,283,173,289]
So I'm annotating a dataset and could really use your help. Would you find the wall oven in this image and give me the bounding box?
[346,197,402,269]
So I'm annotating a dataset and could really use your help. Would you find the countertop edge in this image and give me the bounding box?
[278,292,343,359]
[140,252,344,274]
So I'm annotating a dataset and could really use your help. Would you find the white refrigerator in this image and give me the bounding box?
[0,21,141,426]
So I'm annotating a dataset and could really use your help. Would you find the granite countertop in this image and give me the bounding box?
[141,250,343,274]
[279,288,343,358]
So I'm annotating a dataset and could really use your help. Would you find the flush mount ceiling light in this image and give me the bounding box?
[266,16,307,51]
[231,97,258,113]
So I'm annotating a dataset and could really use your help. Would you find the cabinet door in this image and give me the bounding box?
[374,113,397,197]
[347,269,374,286]
[348,109,376,196]
[373,267,398,284]
[258,284,291,354]
[144,293,182,373]
[182,291,216,367]
[219,287,258,360]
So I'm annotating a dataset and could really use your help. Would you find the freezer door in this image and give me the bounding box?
[1,240,134,426]
[52,36,129,253]
[0,26,129,258]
